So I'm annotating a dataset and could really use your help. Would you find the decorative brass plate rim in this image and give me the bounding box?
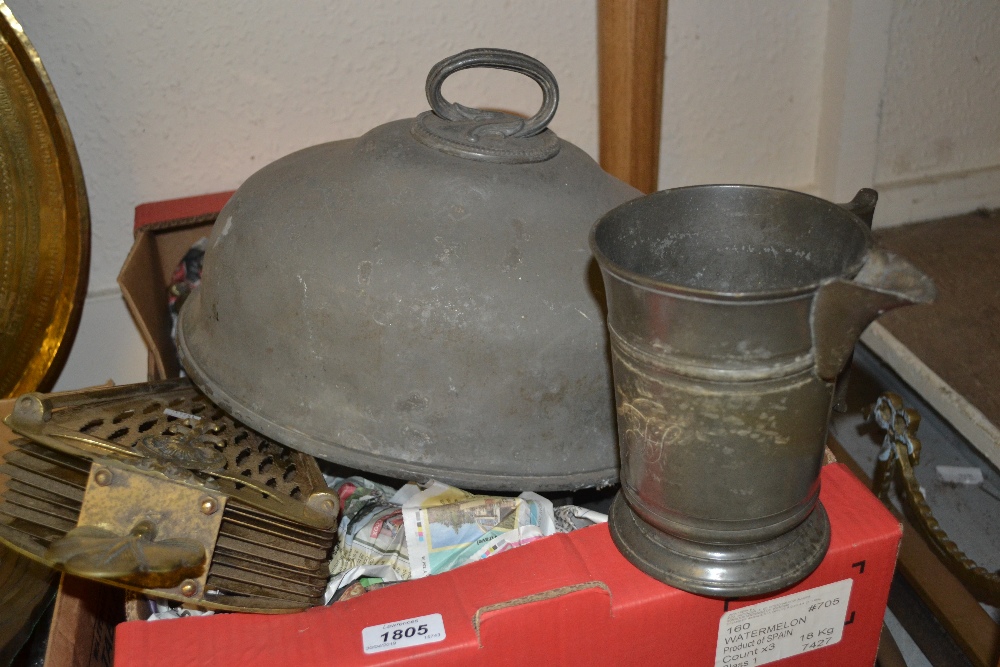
[0,2,90,397]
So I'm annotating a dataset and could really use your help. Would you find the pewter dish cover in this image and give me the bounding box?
[177,49,639,490]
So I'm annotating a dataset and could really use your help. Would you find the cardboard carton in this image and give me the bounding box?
[118,191,232,380]
[33,192,901,666]
[115,464,901,667]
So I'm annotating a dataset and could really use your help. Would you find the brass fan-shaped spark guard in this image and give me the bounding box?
[0,379,340,613]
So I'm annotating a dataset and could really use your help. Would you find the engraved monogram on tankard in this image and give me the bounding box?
[590,185,935,597]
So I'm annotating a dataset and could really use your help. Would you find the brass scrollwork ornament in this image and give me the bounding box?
[136,419,227,470]
[869,392,1000,606]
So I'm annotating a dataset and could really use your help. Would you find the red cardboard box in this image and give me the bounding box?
[115,464,900,666]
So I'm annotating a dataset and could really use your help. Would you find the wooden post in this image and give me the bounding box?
[598,0,668,194]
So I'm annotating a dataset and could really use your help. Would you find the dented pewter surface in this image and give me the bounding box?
[178,51,639,491]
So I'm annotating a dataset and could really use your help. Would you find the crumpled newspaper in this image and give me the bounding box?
[140,473,609,613]
[146,600,214,622]
[401,481,554,578]
[323,475,607,604]
[327,476,412,581]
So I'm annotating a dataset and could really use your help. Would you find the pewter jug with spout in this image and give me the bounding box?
[590,185,934,597]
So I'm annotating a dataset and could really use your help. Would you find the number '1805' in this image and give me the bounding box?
[381,625,429,643]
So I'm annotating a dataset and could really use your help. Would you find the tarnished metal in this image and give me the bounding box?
[0,380,338,612]
[591,185,935,597]
[5,380,337,529]
[0,400,55,665]
[870,392,1000,606]
[412,48,561,163]
[176,48,640,491]
[51,462,221,592]
[0,532,55,663]
[47,521,207,589]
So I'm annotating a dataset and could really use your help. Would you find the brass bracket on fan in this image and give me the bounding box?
[43,460,223,596]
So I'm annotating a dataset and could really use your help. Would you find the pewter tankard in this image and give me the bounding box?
[590,185,934,597]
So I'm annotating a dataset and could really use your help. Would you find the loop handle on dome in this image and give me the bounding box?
[425,48,558,139]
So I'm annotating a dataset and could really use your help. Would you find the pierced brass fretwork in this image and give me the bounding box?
[0,380,339,613]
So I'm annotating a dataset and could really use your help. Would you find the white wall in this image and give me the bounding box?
[11,0,607,390]
[4,0,998,391]
[814,0,1000,224]
[658,1,828,190]
[874,0,1000,224]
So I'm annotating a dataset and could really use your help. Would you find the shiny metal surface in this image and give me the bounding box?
[0,2,89,398]
[177,49,639,490]
[0,6,87,652]
[591,185,934,596]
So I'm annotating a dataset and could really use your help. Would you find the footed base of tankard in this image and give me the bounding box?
[608,492,830,598]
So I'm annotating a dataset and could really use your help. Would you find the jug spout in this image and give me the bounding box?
[812,246,936,381]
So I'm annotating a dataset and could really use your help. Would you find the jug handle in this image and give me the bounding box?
[838,188,878,228]
[828,188,878,409]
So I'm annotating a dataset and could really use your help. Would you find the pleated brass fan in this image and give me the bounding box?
[0,379,339,613]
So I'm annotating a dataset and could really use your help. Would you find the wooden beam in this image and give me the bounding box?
[598,0,668,194]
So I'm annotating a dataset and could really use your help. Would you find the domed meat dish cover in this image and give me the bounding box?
[177,49,639,490]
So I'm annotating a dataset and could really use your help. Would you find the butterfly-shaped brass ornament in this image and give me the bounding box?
[136,420,227,470]
[46,521,205,589]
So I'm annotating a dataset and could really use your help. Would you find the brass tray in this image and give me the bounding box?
[0,2,90,397]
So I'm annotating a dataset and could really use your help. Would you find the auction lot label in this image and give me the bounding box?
[362,613,446,654]
[715,579,853,667]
